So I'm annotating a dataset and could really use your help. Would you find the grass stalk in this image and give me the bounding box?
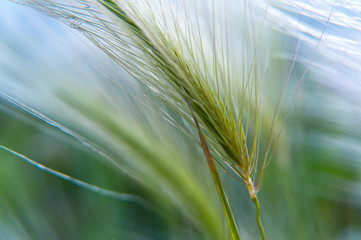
[185,93,240,240]
[194,116,241,240]
[253,196,266,240]
[246,176,266,239]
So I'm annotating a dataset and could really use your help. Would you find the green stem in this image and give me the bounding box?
[208,157,241,240]
[195,122,241,240]
[183,92,240,240]
[253,196,266,240]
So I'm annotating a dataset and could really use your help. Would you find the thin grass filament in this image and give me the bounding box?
[0,145,152,209]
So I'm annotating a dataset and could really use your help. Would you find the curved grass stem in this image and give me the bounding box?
[253,196,266,240]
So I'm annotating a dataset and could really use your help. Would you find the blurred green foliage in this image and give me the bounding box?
[0,109,174,240]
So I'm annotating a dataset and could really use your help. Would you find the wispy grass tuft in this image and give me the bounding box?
[3,0,361,238]
[4,0,308,238]
[12,0,285,192]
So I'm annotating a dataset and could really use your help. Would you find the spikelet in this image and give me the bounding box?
[11,0,292,202]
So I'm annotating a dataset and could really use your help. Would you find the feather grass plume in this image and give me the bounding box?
[5,0,301,238]
[3,0,361,238]
[16,0,285,197]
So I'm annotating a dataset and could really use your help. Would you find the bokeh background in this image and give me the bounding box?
[1,1,361,239]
